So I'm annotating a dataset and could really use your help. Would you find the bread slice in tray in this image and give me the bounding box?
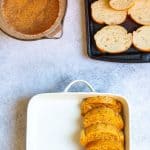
[128,0,150,25]
[133,26,150,52]
[83,107,124,129]
[80,123,124,146]
[109,0,135,10]
[94,25,132,53]
[91,0,127,25]
[81,96,122,115]
[86,140,124,150]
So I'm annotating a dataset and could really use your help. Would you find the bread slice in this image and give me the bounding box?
[83,107,124,129]
[86,140,124,150]
[133,26,150,52]
[110,0,135,10]
[81,96,122,115]
[91,0,127,25]
[128,0,150,25]
[80,123,124,146]
[94,25,132,53]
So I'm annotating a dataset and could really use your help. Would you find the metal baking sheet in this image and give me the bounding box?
[84,0,150,63]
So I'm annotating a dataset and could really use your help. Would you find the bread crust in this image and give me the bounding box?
[96,44,130,54]
[133,43,150,52]
[133,26,150,52]
[128,0,150,25]
[91,0,127,25]
[83,107,124,129]
[86,140,124,150]
[128,16,150,26]
[110,0,135,11]
[81,96,122,115]
[94,25,132,54]
[80,123,124,146]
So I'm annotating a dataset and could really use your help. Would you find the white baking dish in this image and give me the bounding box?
[26,80,130,150]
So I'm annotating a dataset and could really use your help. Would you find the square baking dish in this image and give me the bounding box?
[84,0,150,63]
[26,80,130,150]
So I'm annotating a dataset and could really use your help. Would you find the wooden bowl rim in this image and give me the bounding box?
[0,0,67,40]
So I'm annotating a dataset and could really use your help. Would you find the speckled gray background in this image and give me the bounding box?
[0,1,150,150]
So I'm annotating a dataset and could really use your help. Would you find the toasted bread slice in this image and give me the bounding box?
[80,123,124,146]
[110,0,135,10]
[81,96,122,115]
[128,0,150,25]
[133,26,150,52]
[94,25,132,53]
[83,107,124,129]
[91,0,127,25]
[86,140,124,150]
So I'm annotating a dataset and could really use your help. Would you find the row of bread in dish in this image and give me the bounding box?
[91,0,150,53]
[80,96,125,150]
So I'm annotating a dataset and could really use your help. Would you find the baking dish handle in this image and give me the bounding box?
[64,80,95,92]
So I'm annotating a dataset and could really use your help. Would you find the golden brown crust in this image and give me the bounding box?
[86,140,124,150]
[81,96,122,115]
[83,107,124,129]
[80,123,124,146]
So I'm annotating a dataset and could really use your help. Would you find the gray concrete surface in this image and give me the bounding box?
[0,0,150,150]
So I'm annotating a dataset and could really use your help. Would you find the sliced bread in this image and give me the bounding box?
[86,140,124,150]
[81,96,122,115]
[80,123,124,146]
[110,0,135,10]
[83,107,124,129]
[91,0,127,25]
[133,26,150,52]
[94,25,132,53]
[128,0,150,25]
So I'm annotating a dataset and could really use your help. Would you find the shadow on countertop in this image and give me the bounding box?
[80,0,88,58]
[13,98,29,150]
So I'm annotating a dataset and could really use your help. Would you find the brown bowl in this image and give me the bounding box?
[0,0,67,40]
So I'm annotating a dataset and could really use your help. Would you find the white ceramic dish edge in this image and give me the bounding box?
[26,80,130,150]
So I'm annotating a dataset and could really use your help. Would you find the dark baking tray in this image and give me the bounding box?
[85,0,150,63]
